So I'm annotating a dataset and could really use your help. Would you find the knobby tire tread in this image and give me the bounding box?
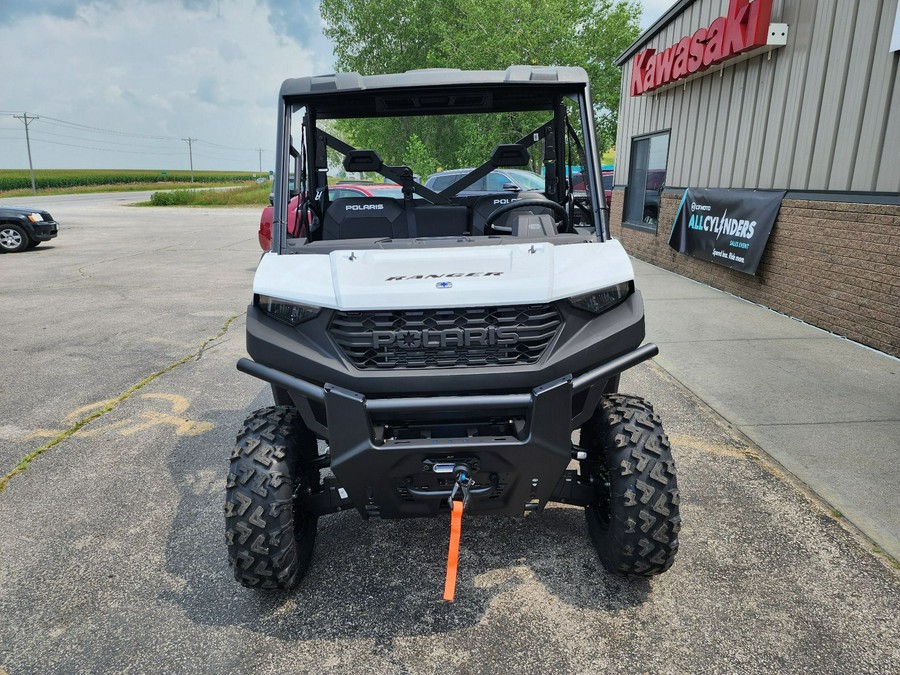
[582,394,681,577]
[225,406,318,590]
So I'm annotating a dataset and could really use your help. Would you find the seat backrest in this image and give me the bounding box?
[471,192,555,235]
[322,197,405,240]
[412,203,470,237]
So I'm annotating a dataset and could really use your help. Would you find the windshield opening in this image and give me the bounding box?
[273,86,602,249]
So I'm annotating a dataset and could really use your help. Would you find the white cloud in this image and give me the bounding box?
[0,0,330,171]
[0,0,674,171]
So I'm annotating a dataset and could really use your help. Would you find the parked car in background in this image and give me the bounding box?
[601,169,613,207]
[427,167,612,209]
[642,168,666,226]
[329,182,406,200]
[424,168,546,196]
[570,170,613,208]
[258,183,408,251]
[0,206,59,253]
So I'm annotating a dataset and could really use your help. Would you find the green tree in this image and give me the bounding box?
[404,134,439,179]
[320,0,641,158]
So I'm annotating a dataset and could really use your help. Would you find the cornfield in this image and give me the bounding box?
[0,169,259,192]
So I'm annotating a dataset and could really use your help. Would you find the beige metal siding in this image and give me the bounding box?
[615,0,900,193]
[830,0,882,190]
[789,0,837,188]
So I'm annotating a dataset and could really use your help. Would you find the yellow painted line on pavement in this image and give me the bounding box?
[0,314,239,494]
[667,433,756,459]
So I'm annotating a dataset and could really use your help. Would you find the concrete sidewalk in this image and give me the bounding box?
[633,258,900,561]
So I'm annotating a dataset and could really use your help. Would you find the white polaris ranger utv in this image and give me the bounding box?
[226,66,680,596]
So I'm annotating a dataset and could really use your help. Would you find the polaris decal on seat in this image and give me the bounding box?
[386,272,503,281]
[346,203,385,211]
[371,326,520,349]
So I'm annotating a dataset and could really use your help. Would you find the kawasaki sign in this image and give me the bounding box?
[630,0,777,96]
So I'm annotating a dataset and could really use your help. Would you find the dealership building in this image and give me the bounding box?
[610,0,900,357]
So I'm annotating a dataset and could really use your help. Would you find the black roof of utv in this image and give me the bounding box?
[279,66,591,118]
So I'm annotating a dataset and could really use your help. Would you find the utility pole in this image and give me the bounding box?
[257,148,263,174]
[182,137,195,182]
[13,113,39,193]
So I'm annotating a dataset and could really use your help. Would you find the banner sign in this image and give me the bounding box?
[668,188,785,275]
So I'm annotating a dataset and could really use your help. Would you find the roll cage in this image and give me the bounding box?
[270,67,609,252]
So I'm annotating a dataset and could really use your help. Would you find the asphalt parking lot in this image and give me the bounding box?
[1,193,898,673]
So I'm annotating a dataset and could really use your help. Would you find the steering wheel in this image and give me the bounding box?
[483,198,570,234]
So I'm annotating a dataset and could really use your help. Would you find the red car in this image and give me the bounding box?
[570,170,613,208]
[601,170,613,207]
[258,183,406,251]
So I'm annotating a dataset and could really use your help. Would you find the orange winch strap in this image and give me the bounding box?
[443,500,464,602]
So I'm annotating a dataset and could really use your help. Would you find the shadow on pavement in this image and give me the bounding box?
[160,410,651,642]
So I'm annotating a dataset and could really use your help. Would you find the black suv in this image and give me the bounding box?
[0,206,59,253]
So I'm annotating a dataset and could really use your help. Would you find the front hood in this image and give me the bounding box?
[253,240,635,310]
[0,206,46,217]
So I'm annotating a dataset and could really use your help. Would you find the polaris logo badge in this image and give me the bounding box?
[436,281,452,289]
[346,203,384,211]
[371,326,519,349]
[386,272,503,281]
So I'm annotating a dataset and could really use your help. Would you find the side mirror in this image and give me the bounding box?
[502,182,520,192]
[268,192,274,206]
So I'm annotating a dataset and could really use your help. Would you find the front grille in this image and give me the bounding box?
[330,304,562,369]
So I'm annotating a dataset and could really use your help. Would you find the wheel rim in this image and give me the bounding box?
[0,227,23,249]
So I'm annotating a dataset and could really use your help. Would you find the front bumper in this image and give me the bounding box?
[237,342,657,518]
[28,220,59,241]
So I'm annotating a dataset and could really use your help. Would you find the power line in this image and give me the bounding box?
[38,116,259,151]
[195,138,259,152]
[191,147,256,161]
[30,138,183,156]
[4,111,267,170]
[29,128,183,152]
[39,115,181,141]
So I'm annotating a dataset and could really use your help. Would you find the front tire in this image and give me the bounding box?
[580,394,680,576]
[225,406,319,589]
[0,224,29,253]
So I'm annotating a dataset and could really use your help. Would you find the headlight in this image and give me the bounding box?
[257,295,320,326]
[568,282,632,314]
[27,212,43,222]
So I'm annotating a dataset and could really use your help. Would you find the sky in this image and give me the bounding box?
[0,0,674,172]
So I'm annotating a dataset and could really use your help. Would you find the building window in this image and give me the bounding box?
[624,131,669,232]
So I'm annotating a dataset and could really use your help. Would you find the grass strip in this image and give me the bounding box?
[135,182,272,207]
[0,181,254,198]
[0,314,240,494]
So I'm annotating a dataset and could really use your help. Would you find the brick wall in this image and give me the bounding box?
[610,191,900,357]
